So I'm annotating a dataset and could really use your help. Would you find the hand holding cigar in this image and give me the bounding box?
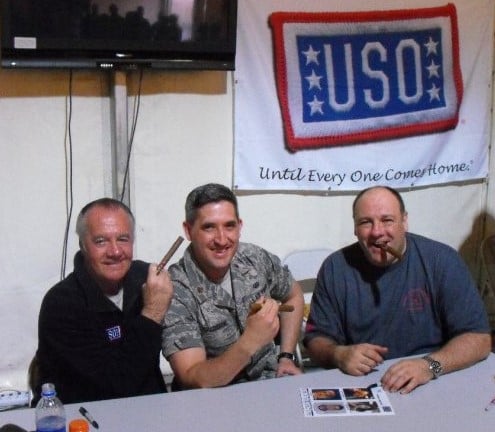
[376,243,403,261]
[249,302,294,315]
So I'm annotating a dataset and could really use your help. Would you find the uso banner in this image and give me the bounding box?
[233,0,494,191]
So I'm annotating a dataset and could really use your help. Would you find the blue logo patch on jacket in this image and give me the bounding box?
[105,325,122,341]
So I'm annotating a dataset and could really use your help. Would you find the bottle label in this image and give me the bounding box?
[36,415,66,432]
[36,427,66,432]
[36,426,66,432]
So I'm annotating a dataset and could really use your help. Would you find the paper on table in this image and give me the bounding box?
[300,385,394,417]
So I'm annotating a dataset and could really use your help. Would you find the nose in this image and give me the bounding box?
[370,221,386,237]
[107,240,123,257]
[214,228,228,245]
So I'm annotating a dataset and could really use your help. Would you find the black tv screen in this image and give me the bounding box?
[1,0,237,70]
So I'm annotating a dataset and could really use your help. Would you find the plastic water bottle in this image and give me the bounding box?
[35,383,66,432]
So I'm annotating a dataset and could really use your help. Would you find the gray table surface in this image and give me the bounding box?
[1,353,494,432]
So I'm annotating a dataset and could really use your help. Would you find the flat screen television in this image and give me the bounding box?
[1,0,237,70]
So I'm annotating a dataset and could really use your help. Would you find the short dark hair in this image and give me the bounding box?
[352,186,406,218]
[185,183,239,224]
[76,198,135,238]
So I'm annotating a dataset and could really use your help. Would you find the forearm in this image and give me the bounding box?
[279,286,304,353]
[175,338,256,388]
[306,336,340,368]
[429,332,491,374]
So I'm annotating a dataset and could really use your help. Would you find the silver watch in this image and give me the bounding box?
[422,355,443,379]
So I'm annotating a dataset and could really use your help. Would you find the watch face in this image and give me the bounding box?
[423,356,442,378]
[430,361,442,375]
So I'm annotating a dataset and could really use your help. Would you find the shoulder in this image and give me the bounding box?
[39,273,84,318]
[42,273,78,301]
[168,253,204,302]
[236,242,281,264]
[407,233,459,258]
[406,233,470,280]
[322,243,360,268]
[168,252,194,284]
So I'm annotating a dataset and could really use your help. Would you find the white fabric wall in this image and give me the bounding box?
[0,66,493,392]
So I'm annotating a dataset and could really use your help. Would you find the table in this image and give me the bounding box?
[1,354,495,432]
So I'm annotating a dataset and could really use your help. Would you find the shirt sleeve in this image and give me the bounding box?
[433,244,490,337]
[161,282,206,358]
[303,254,346,346]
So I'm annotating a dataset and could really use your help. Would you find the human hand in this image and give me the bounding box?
[141,264,174,324]
[334,344,388,376]
[380,358,433,394]
[241,298,280,354]
[276,357,302,377]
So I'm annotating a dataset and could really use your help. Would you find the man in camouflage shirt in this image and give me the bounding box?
[162,183,304,389]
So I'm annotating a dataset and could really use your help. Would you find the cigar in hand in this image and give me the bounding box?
[249,302,294,315]
[156,236,184,275]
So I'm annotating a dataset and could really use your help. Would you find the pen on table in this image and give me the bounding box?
[484,395,495,411]
[156,236,184,275]
[79,406,99,429]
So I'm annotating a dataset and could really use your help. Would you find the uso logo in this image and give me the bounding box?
[105,325,122,341]
[269,4,462,151]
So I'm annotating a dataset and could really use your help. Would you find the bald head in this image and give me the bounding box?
[353,186,406,219]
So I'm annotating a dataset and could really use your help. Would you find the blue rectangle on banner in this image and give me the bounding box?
[297,28,445,123]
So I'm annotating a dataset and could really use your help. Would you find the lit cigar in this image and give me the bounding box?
[249,303,294,314]
[377,243,403,261]
[156,236,184,275]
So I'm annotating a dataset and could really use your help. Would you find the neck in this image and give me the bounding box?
[102,285,122,296]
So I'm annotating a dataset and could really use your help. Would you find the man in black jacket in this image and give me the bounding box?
[32,198,173,404]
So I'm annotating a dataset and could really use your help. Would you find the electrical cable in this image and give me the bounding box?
[119,68,143,203]
[60,70,74,280]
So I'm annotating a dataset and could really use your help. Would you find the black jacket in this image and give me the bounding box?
[32,252,166,404]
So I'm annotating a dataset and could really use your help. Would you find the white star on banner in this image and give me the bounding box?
[427,83,441,101]
[424,36,438,56]
[426,60,441,78]
[307,95,324,115]
[302,45,320,65]
[305,69,323,90]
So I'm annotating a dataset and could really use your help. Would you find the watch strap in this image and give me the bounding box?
[277,352,295,362]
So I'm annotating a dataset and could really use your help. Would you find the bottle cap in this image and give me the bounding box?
[69,418,89,432]
[41,383,56,397]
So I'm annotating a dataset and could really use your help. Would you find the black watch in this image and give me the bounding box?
[277,352,296,362]
[422,355,443,379]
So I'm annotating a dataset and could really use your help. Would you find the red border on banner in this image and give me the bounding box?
[269,4,463,151]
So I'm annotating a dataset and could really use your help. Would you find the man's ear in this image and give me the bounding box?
[403,212,409,231]
[183,221,192,241]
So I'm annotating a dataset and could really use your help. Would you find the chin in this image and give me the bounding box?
[102,270,127,282]
[367,255,388,267]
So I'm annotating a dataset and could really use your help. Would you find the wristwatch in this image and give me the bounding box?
[422,355,443,379]
[277,352,296,362]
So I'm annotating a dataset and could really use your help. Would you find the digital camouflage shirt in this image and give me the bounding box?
[162,242,294,383]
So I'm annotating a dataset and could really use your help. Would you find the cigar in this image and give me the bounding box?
[249,303,294,314]
[377,243,403,261]
[156,236,184,275]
